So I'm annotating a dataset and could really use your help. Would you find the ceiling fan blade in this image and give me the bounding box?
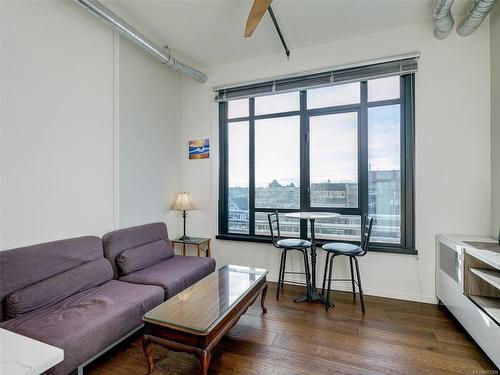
[244,0,273,38]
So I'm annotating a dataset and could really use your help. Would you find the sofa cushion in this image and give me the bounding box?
[116,240,174,275]
[102,222,170,277]
[0,280,164,375]
[6,258,113,319]
[120,255,216,299]
[0,236,103,321]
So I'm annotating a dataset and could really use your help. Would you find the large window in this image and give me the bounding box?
[219,72,415,254]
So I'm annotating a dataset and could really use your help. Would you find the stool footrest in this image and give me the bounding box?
[280,280,308,287]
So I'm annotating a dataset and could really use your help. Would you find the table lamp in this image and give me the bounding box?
[172,192,196,240]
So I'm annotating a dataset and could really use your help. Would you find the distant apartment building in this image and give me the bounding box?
[228,170,401,243]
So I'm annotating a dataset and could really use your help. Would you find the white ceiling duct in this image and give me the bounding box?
[457,0,498,36]
[74,0,207,83]
[433,0,455,39]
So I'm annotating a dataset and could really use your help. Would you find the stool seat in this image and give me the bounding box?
[268,211,311,301]
[277,238,311,249]
[322,216,373,314]
[322,242,363,256]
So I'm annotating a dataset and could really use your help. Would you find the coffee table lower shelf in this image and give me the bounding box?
[142,277,268,375]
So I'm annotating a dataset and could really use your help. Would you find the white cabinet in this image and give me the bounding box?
[436,235,500,368]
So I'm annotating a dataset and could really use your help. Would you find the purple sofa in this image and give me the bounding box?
[0,222,216,375]
[0,235,164,375]
[102,222,216,299]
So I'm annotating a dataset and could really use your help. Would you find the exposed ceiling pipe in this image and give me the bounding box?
[433,0,455,39]
[457,0,498,36]
[73,0,207,83]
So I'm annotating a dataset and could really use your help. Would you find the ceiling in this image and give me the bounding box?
[102,0,473,68]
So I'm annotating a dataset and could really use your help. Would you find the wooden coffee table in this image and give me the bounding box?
[142,265,268,375]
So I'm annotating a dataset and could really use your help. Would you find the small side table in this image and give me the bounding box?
[172,237,211,257]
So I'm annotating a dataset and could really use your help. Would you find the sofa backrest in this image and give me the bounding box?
[102,222,172,278]
[0,236,103,321]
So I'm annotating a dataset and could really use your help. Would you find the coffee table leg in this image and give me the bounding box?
[261,283,268,314]
[198,349,211,375]
[142,335,154,375]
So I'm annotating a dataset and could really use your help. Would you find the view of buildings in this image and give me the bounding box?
[228,170,401,244]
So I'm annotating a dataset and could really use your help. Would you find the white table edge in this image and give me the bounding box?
[284,212,341,219]
[0,328,64,375]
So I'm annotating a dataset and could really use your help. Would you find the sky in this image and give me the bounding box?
[309,112,358,185]
[227,77,400,188]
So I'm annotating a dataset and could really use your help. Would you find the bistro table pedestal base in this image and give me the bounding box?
[293,289,335,307]
[284,212,340,308]
[293,293,309,303]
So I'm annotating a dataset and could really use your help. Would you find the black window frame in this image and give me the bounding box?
[217,74,416,255]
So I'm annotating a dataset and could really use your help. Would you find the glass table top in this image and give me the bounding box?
[171,237,210,244]
[143,265,268,333]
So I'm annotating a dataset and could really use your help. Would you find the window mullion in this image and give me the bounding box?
[249,98,256,236]
[399,76,407,247]
[219,102,229,234]
[359,82,369,236]
[358,81,368,215]
[299,90,309,239]
[403,75,415,249]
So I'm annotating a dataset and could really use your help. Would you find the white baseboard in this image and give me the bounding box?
[266,274,437,304]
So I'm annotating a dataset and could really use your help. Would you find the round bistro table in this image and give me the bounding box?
[284,212,340,305]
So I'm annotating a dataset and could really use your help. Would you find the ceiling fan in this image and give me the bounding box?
[244,0,291,59]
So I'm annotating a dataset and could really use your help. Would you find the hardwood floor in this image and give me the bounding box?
[86,282,497,375]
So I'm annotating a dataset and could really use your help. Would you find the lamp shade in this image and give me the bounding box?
[171,192,196,211]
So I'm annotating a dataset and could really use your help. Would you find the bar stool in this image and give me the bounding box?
[321,215,374,313]
[268,212,312,301]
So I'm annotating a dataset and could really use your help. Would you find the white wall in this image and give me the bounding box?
[118,36,183,233]
[492,8,500,239]
[181,20,492,303]
[1,1,114,248]
[1,1,183,249]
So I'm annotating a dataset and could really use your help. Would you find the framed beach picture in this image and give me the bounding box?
[189,139,209,159]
